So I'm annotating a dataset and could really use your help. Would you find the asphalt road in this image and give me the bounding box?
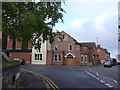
[85,65,119,88]
[21,64,118,89]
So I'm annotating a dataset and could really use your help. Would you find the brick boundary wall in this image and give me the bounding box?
[9,52,31,64]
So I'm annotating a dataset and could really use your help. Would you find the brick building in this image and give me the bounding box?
[3,31,110,66]
[79,42,98,66]
[47,31,81,65]
[97,45,110,63]
[46,31,98,65]
[2,34,32,64]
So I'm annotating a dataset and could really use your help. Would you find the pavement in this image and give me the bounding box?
[19,70,47,89]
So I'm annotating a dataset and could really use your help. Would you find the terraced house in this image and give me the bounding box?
[47,31,82,65]
[97,45,110,63]
[31,31,98,65]
[3,31,110,66]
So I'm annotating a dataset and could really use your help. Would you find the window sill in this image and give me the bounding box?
[54,61,61,62]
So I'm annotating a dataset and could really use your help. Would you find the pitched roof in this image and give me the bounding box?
[60,31,79,44]
[101,48,110,54]
[79,42,96,48]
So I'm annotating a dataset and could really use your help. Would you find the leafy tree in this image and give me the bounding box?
[2,2,66,50]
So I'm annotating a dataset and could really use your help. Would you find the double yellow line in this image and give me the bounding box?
[21,69,60,90]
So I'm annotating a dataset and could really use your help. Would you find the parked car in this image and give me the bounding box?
[104,60,112,67]
[101,60,106,64]
[108,58,116,66]
[116,60,120,65]
[13,58,25,65]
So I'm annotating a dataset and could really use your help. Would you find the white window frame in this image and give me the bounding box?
[54,55,62,62]
[76,45,80,51]
[68,44,73,51]
[58,36,62,41]
[54,44,58,51]
[81,55,87,63]
[28,48,32,50]
[64,35,68,41]
[15,48,22,50]
[81,56,84,63]
[84,55,87,63]
[7,48,12,50]
[35,54,42,61]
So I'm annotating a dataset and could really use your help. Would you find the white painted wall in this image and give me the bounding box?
[31,40,51,65]
[31,41,47,65]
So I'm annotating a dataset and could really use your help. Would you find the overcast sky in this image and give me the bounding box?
[53,0,119,58]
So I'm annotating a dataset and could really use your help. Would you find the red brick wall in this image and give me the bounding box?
[47,51,53,65]
[6,36,32,49]
[97,48,109,60]
[15,41,22,48]
[48,31,81,65]
[53,31,77,52]
[9,52,31,64]
[89,48,94,62]
[7,36,12,49]
[28,41,32,48]
[82,47,89,54]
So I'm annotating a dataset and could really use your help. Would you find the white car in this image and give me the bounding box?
[104,60,112,67]
[13,58,25,65]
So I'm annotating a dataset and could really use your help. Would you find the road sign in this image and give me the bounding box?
[106,55,110,59]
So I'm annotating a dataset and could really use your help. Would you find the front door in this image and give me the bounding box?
[67,57,74,65]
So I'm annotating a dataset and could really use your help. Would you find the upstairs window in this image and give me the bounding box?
[58,36,62,41]
[54,45,58,51]
[68,44,73,51]
[64,35,68,41]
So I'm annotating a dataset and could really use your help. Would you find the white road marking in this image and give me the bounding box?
[105,83,113,87]
[86,68,118,84]
[85,70,114,88]
[114,80,118,84]
[100,80,105,83]
[92,75,97,78]
[96,73,99,76]
[101,76,118,84]
[96,77,100,80]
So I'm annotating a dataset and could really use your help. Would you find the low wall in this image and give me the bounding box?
[2,52,21,89]
[9,52,31,64]
[2,64,20,88]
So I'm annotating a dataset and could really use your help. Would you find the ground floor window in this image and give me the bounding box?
[81,55,87,63]
[35,54,42,60]
[54,55,61,62]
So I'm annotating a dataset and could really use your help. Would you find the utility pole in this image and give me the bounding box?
[96,37,99,46]
[96,37,99,61]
